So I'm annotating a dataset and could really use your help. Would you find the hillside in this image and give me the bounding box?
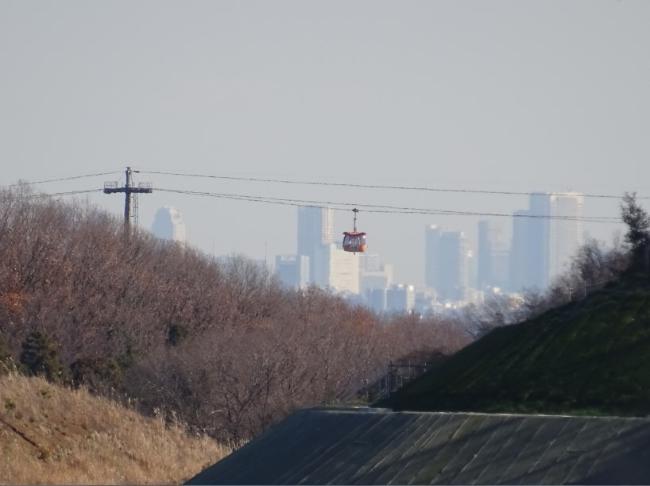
[0,189,468,442]
[0,372,229,485]
[386,275,650,416]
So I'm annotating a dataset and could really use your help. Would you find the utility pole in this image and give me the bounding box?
[104,166,153,233]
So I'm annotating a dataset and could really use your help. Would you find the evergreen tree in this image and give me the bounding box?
[19,330,67,383]
[621,192,650,272]
[0,333,12,374]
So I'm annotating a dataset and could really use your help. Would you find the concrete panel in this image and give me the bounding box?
[187,408,650,485]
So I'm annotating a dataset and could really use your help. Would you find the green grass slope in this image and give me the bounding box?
[386,276,650,416]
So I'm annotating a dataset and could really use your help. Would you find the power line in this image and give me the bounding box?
[155,187,622,223]
[4,170,122,188]
[140,169,647,200]
[0,173,625,223]
[22,189,102,198]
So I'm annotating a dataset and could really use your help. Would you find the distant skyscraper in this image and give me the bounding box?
[528,193,552,289]
[438,231,468,301]
[424,225,468,302]
[550,192,584,280]
[509,193,552,292]
[367,288,387,313]
[151,206,186,243]
[509,192,584,292]
[275,255,310,289]
[358,253,393,295]
[297,206,333,284]
[386,284,416,313]
[424,225,441,289]
[477,220,509,291]
[319,243,359,293]
[510,210,531,292]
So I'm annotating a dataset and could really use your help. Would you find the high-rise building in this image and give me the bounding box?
[358,253,393,295]
[438,231,468,301]
[510,210,531,292]
[387,284,416,313]
[275,255,310,289]
[509,192,584,292]
[318,243,360,294]
[367,288,387,313]
[424,225,441,289]
[151,206,186,244]
[425,225,468,302]
[550,193,584,280]
[297,206,333,284]
[528,193,552,289]
[477,220,510,291]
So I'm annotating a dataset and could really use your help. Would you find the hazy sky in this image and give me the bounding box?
[1,0,649,285]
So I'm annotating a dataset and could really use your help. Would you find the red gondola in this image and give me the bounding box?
[343,208,367,253]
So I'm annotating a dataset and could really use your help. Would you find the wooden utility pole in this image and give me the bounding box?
[104,167,152,232]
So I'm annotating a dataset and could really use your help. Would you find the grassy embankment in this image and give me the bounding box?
[0,372,230,485]
[386,275,650,416]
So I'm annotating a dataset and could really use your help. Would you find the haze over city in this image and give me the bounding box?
[2,0,649,286]
[5,2,650,483]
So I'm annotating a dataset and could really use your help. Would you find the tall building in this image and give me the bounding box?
[477,220,510,291]
[510,193,551,292]
[424,225,441,289]
[550,192,584,280]
[358,253,393,295]
[509,192,584,292]
[528,193,552,289]
[387,284,416,313]
[297,206,334,284]
[151,206,186,243]
[275,255,310,289]
[509,193,552,292]
[438,231,468,301]
[318,243,359,294]
[424,226,468,302]
[510,210,530,292]
[367,288,387,313]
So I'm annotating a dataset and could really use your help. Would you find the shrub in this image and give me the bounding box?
[19,330,67,383]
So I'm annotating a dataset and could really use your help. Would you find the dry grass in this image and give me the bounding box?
[0,372,230,485]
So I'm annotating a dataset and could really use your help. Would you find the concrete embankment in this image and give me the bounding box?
[188,407,650,485]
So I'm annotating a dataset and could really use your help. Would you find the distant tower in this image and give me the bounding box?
[275,255,310,289]
[152,207,186,244]
[424,225,468,302]
[386,284,416,313]
[297,206,334,285]
[438,231,468,302]
[550,192,584,280]
[509,193,552,292]
[424,225,441,289]
[320,243,360,294]
[478,220,509,291]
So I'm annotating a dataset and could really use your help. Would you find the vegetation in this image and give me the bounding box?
[621,192,650,271]
[0,372,228,484]
[385,197,650,415]
[0,187,469,442]
[19,330,68,383]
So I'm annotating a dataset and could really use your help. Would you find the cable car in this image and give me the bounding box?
[343,208,367,253]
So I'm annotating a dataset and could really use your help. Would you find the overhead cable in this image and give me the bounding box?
[155,187,622,223]
[4,170,122,188]
[141,169,647,200]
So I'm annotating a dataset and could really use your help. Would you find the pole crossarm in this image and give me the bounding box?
[103,166,153,231]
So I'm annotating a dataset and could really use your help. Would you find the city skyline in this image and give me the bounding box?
[271,194,592,313]
[2,1,648,285]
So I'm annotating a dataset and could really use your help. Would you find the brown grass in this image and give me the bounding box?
[0,372,230,485]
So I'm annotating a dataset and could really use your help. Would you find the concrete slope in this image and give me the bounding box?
[188,408,650,485]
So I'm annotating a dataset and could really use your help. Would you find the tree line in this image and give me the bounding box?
[2,187,647,440]
[0,187,468,441]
